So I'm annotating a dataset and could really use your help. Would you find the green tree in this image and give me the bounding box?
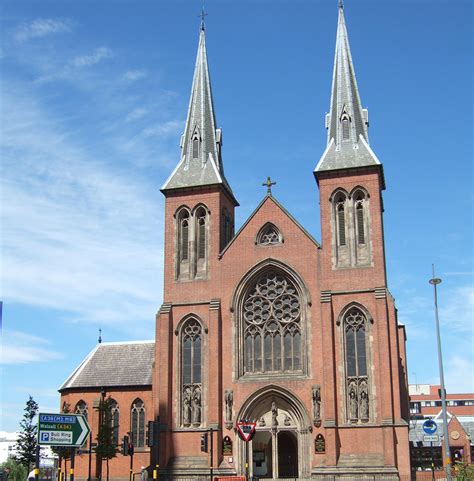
[14,396,39,472]
[0,458,27,481]
[94,397,117,481]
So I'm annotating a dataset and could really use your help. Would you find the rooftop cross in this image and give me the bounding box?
[338,0,344,9]
[262,176,276,195]
[98,328,102,344]
[199,7,208,31]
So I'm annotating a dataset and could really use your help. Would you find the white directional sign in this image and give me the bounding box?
[423,435,439,442]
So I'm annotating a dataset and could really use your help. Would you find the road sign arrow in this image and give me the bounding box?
[76,415,90,446]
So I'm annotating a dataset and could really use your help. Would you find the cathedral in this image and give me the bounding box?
[60,4,411,479]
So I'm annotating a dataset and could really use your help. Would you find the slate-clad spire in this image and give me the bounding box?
[315,3,382,178]
[162,26,237,203]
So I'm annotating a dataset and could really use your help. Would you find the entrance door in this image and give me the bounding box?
[252,431,273,478]
[277,431,298,478]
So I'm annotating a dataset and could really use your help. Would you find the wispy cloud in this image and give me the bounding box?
[1,330,64,365]
[71,47,113,68]
[445,354,474,393]
[123,70,147,82]
[14,18,72,42]
[126,107,148,122]
[142,120,182,138]
[1,83,165,333]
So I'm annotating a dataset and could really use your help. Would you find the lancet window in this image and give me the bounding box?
[131,399,146,448]
[243,271,302,375]
[340,109,351,141]
[221,208,233,250]
[334,192,347,248]
[181,318,203,427]
[256,223,282,246]
[109,399,120,444]
[343,307,370,423]
[353,190,367,245]
[191,126,200,159]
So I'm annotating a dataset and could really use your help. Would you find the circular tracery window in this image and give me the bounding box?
[243,272,302,374]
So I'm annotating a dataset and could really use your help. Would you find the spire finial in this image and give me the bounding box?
[199,6,208,31]
[98,328,102,344]
[262,176,276,196]
[338,0,343,9]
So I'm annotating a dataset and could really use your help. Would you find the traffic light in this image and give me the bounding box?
[146,421,155,447]
[122,435,129,456]
[200,433,208,452]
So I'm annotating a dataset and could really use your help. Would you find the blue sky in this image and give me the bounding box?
[1,0,472,433]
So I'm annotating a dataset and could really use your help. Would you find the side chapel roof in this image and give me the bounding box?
[59,341,155,391]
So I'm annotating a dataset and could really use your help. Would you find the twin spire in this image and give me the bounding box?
[163,4,382,195]
[161,24,236,203]
[315,3,382,178]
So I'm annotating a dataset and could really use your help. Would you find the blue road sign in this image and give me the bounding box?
[422,419,437,435]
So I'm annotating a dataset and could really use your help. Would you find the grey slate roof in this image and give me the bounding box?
[161,27,236,204]
[315,5,381,176]
[59,341,155,391]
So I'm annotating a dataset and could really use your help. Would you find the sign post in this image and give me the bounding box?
[38,414,90,447]
[423,420,438,481]
[236,421,256,481]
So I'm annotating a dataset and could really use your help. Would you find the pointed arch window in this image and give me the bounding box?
[75,400,88,420]
[196,207,207,260]
[221,208,233,250]
[191,127,200,159]
[131,399,146,448]
[256,223,282,246]
[178,210,190,262]
[181,318,202,427]
[354,191,366,245]
[109,399,120,444]
[343,307,370,423]
[243,271,302,375]
[340,110,351,141]
[334,192,347,247]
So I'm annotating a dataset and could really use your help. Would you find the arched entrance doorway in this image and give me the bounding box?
[237,386,311,479]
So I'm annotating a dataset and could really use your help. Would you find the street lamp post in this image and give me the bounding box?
[429,268,451,480]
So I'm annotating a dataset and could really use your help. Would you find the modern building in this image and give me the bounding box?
[409,384,474,471]
[60,4,412,480]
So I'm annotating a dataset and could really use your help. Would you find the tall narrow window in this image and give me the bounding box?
[178,210,190,262]
[340,109,351,141]
[181,319,202,427]
[356,201,365,244]
[109,399,120,445]
[337,202,346,246]
[192,138,199,159]
[197,214,206,259]
[131,399,146,448]
[242,271,302,375]
[344,308,369,423]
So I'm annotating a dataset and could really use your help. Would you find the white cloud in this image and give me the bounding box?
[72,47,113,68]
[0,83,164,332]
[1,330,64,365]
[123,70,147,82]
[142,120,182,138]
[14,18,72,42]
[439,285,474,333]
[126,107,148,122]
[445,355,474,393]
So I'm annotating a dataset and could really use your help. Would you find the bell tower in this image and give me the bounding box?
[314,1,386,285]
[161,22,238,299]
